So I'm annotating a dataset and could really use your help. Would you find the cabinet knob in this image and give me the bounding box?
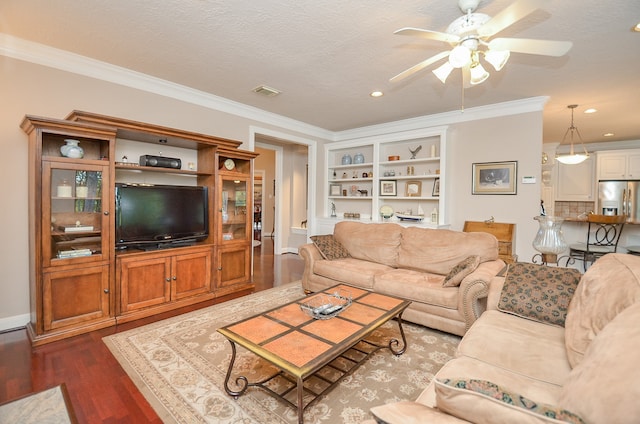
[103,289,110,294]
[104,210,109,216]
[166,277,171,282]
[217,266,223,271]
[172,276,177,280]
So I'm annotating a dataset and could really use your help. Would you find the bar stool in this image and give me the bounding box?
[563,214,626,270]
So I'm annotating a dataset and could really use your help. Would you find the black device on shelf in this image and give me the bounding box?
[115,183,208,249]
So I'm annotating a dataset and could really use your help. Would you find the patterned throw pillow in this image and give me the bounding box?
[498,262,581,327]
[443,255,480,287]
[310,235,351,260]
[438,379,585,424]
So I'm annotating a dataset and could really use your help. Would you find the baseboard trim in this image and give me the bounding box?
[0,313,30,333]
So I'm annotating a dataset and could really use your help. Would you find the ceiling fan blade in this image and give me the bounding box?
[478,0,548,38]
[393,27,460,44]
[390,50,451,83]
[489,37,572,56]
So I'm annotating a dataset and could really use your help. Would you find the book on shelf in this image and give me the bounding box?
[61,225,94,233]
[57,248,93,259]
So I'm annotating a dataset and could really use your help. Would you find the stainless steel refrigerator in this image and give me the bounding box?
[598,180,640,223]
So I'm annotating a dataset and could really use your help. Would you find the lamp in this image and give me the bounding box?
[532,216,568,264]
[556,104,589,165]
[432,61,454,83]
[483,49,510,71]
[469,61,489,85]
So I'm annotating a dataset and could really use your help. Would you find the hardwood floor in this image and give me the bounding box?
[0,238,304,422]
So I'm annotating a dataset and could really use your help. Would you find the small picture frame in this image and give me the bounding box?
[472,161,518,195]
[330,184,341,196]
[405,180,422,197]
[432,178,440,197]
[380,180,397,196]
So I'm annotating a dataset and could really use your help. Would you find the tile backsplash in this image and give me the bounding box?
[554,201,595,219]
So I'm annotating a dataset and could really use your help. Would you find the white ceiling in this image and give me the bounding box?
[1,0,639,145]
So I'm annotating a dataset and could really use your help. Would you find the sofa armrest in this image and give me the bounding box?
[487,274,506,311]
[299,243,323,291]
[370,401,469,424]
[458,259,506,331]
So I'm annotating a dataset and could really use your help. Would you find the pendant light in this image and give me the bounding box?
[556,104,589,165]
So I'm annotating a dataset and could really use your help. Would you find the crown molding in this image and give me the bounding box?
[333,96,548,142]
[0,33,333,140]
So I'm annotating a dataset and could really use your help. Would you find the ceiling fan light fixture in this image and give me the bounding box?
[433,61,454,83]
[449,45,471,68]
[484,49,510,71]
[469,62,489,85]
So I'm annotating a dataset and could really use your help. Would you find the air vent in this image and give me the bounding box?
[252,85,281,97]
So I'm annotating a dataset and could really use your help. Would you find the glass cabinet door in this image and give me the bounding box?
[43,161,109,267]
[220,177,249,243]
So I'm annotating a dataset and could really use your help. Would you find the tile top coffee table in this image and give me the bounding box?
[217,284,411,423]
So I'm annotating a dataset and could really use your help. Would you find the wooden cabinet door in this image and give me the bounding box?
[171,249,212,300]
[119,256,171,312]
[555,156,595,201]
[43,265,110,331]
[627,153,640,179]
[216,247,250,288]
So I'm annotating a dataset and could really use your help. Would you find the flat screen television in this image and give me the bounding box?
[115,183,208,249]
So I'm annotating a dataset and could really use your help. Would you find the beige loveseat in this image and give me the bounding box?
[300,221,505,336]
[369,253,640,424]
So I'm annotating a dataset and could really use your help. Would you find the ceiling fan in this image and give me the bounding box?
[390,0,572,86]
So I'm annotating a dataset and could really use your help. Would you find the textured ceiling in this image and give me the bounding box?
[1,0,639,144]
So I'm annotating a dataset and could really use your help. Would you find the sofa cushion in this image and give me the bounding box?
[333,221,402,268]
[312,257,392,289]
[432,356,564,412]
[497,262,581,327]
[435,378,585,424]
[559,302,640,424]
[443,255,480,287]
[310,234,351,260]
[457,310,571,386]
[397,227,498,275]
[373,269,457,309]
[564,253,640,367]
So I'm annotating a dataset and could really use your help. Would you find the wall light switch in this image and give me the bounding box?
[522,176,536,184]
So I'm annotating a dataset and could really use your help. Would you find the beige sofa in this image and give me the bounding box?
[369,253,640,424]
[300,221,505,336]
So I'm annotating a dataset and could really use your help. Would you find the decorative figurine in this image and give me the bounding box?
[409,145,422,159]
[330,202,336,217]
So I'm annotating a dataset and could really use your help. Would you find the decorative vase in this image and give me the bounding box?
[532,216,568,263]
[60,139,84,159]
[341,154,352,165]
[353,153,365,164]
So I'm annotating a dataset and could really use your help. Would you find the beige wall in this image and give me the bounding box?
[0,54,543,329]
[0,57,324,328]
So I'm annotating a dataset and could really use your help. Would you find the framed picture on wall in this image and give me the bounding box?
[380,180,397,196]
[405,180,422,197]
[432,178,440,196]
[472,161,517,195]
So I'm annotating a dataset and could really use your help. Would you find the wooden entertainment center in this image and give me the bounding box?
[21,111,258,346]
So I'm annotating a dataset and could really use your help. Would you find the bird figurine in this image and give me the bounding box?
[409,145,422,159]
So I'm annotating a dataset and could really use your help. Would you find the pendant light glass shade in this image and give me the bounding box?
[449,45,471,68]
[484,49,510,71]
[433,61,454,83]
[556,104,589,165]
[469,62,489,85]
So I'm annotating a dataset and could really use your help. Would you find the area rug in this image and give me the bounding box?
[104,282,460,423]
[0,384,76,424]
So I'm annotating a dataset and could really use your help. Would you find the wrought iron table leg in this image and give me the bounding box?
[389,311,408,356]
[297,376,304,424]
[223,340,248,398]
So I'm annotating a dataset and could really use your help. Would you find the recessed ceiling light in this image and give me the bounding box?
[634,22,640,32]
[370,91,384,97]
[584,108,597,114]
[603,132,615,137]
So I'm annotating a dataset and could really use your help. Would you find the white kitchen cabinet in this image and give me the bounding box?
[597,149,640,180]
[555,156,595,201]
